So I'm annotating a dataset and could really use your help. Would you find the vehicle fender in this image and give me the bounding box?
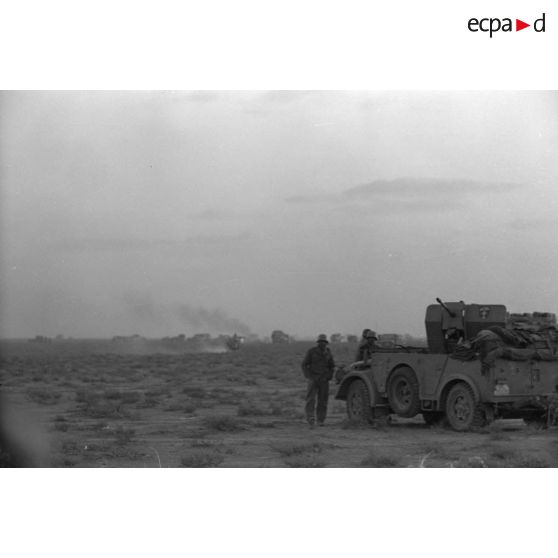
[335,370,377,401]
[436,373,481,405]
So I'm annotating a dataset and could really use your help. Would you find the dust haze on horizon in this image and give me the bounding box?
[1,90,558,340]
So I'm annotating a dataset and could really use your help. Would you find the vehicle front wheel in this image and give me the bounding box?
[445,382,486,431]
[346,379,374,424]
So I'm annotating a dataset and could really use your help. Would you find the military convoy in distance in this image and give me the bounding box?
[335,299,558,431]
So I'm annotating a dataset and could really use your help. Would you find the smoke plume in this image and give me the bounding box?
[176,304,252,336]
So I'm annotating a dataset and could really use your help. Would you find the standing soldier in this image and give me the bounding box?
[301,334,335,427]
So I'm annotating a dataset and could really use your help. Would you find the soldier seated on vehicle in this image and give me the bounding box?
[443,326,464,353]
[354,330,378,369]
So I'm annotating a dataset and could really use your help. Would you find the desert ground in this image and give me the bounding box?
[1,339,557,467]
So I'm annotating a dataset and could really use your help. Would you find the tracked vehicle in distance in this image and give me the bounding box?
[335,299,558,431]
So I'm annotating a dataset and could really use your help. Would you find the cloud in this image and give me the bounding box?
[240,91,321,117]
[344,177,520,199]
[52,233,256,253]
[183,91,223,104]
[284,193,333,205]
[285,177,523,214]
[504,217,555,232]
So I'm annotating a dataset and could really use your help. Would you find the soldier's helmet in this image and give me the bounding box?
[361,328,372,338]
[366,330,378,340]
[317,334,329,343]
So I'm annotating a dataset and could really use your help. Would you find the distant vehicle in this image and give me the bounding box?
[335,299,558,431]
[225,334,244,351]
[271,330,290,344]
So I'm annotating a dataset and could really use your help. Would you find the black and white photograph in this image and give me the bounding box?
[2,90,558,468]
[1,2,558,558]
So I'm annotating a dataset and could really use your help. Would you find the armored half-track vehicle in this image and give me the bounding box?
[335,299,558,431]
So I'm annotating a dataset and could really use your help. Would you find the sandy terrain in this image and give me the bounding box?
[1,340,557,467]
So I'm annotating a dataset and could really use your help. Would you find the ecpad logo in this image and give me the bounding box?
[468,12,546,37]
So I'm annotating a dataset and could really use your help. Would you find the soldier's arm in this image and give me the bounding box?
[326,350,335,379]
[355,344,364,362]
[362,346,370,366]
[301,350,311,377]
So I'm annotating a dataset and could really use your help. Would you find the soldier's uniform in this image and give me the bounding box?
[355,330,378,366]
[301,334,335,426]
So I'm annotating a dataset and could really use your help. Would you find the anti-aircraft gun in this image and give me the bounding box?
[335,298,558,431]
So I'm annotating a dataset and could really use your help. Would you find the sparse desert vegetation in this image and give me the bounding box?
[1,338,558,467]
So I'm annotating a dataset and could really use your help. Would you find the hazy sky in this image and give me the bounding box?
[1,90,558,339]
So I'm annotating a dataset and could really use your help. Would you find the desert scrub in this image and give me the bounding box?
[180,451,225,468]
[253,420,276,428]
[242,378,259,386]
[61,440,82,456]
[164,401,186,412]
[216,394,242,405]
[140,394,161,408]
[488,430,512,442]
[487,449,550,468]
[203,415,244,432]
[341,418,371,430]
[182,386,207,398]
[26,387,61,405]
[75,389,102,404]
[191,439,217,448]
[285,455,326,468]
[75,390,118,418]
[414,442,456,461]
[52,457,76,468]
[272,442,327,457]
[237,401,269,416]
[75,388,140,418]
[53,415,69,432]
[183,402,197,414]
[114,426,136,446]
[360,450,401,468]
[488,446,518,462]
[104,389,142,405]
[270,402,284,416]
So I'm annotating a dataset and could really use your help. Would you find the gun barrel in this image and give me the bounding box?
[436,297,456,318]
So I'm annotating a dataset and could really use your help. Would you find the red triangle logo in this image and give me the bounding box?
[516,19,530,31]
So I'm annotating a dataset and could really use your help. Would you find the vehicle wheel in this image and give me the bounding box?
[346,380,374,424]
[422,411,445,427]
[445,383,486,432]
[387,367,421,418]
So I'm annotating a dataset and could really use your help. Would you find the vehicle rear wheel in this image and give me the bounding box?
[346,380,374,424]
[445,382,486,431]
[387,367,421,418]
